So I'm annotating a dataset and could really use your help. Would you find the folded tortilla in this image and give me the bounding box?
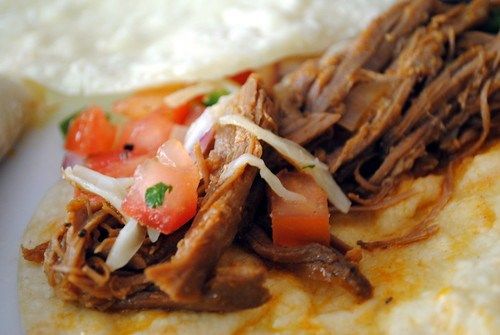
[0,76,35,160]
[19,142,500,334]
[0,0,394,95]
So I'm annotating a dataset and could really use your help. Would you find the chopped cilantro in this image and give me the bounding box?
[59,110,82,137]
[302,164,316,170]
[202,89,230,106]
[145,182,173,208]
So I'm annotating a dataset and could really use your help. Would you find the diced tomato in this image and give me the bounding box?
[86,150,152,178]
[270,171,330,247]
[230,70,253,85]
[113,94,165,120]
[65,107,116,156]
[117,110,174,154]
[166,104,191,124]
[122,139,199,234]
[113,89,191,124]
[182,102,205,126]
[169,124,189,143]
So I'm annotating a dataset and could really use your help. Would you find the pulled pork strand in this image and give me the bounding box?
[42,195,270,312]
[358,163,454,250]
[25,0,500,314]
[21,242,49,264]
[247,226,373,300]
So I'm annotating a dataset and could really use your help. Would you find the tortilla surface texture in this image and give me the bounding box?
[0,76,35,160]
[19,141,500,334]
[0,0,394,95]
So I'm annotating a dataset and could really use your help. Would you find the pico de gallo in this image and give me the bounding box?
[59,69,349,271]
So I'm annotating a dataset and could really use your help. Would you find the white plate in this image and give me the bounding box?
[0,93,120,334]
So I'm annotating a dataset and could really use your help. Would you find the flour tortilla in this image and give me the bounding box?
[19,142,500,334]
[0,0,394,95]
[0,76,36,160]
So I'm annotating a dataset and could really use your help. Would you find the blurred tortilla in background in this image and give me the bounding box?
[0,76,38,160]
[0,0,394,95]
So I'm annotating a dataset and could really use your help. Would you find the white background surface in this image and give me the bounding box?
[0,116,62,334]
[0,94,117,334]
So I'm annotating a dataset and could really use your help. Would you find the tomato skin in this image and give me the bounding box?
[270,171,330,247]
[118,110,174,154]
[113,95,165,120]
[166,104,190,124]
[113,92,191,124]
[74,188,105,204]
[65,107,116,156]
[86,150,152,178]
[182,102,205,126]
[230,70,253,85]
[122,139,199,234]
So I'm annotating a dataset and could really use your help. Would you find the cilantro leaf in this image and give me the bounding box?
[59,110,82,137]
[145,182,173,208]
[302,164,316,169]
[202,89,230,107]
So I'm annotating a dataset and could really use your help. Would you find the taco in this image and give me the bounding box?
[19,0,500,334]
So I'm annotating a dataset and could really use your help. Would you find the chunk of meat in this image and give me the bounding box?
[247,226,372,300]
[457,31,496,51]
[306,0,435,114]
[328,0,489,174]
[126,248,269,312]
[21,242,49,264]
[43,195,269,312]
[279,112,340,145]
[338,79,396,132]
[145,75,277,302]
[373,39,499,183]
[383,42,494,147]
[328,78,415,173]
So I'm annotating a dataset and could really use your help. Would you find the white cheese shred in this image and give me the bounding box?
[221,153,305,202]
[218,115,351,213]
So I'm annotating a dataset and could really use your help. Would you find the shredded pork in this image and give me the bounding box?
[22,0,500,314]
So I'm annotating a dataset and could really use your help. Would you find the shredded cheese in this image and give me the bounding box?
[221,153,305,202]
[218,115,351,213]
